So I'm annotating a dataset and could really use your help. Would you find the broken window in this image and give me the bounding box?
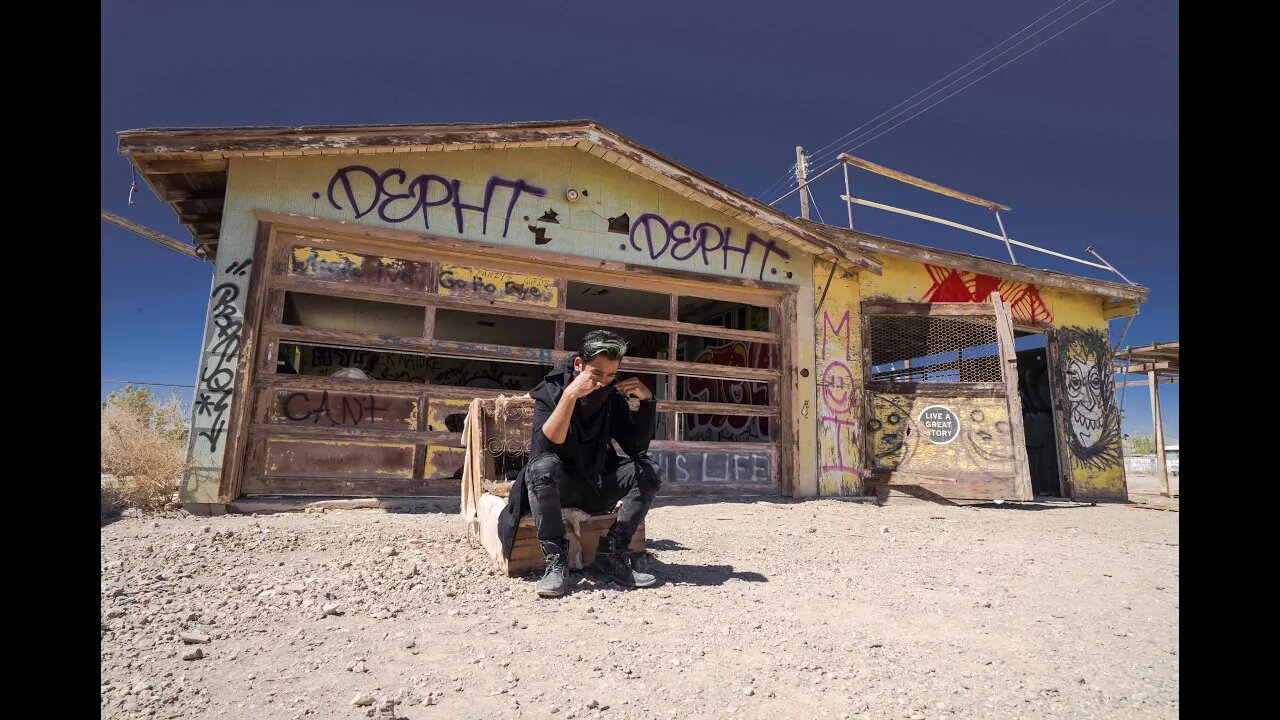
[866,314,1003,384]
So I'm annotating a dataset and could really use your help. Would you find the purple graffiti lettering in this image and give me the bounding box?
[627,213,790,281]
[326,166,545,238]
[820,416,865,474]
[694,223,725,265]
[327,165,381,219]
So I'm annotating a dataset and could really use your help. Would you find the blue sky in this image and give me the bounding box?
[101,0,1177,439]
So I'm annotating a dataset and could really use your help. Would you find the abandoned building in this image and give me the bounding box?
[116,120,1147,512]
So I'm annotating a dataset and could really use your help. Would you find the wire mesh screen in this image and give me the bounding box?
[867,314,1003,383]
[481,397,535,488]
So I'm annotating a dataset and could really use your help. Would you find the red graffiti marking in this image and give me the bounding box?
[922,265,1053,326]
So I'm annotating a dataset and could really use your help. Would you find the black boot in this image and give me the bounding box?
[535,538,570,598]
[594,534,657,588]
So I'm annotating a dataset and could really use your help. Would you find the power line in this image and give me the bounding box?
[808,184,827,224]
[756,162,799,200]
[842,0,1119,154]
[755,0,1090,203]
[802,0,1086,170]
[769,161,842,206]
[102,380,196,389]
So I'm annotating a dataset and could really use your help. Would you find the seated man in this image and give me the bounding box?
[498,330,662,597]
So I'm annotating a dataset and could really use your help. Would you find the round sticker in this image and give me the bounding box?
[918,405,960,445]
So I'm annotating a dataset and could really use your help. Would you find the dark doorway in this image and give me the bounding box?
[1014,334,1063,497]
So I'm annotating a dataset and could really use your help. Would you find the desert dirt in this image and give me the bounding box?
[101,495,1179,720]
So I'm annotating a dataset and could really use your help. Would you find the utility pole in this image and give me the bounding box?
[795,146,810,220]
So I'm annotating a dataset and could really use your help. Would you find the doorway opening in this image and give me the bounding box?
[1013,330,1064,497]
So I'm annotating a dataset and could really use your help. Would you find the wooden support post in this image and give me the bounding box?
[667,294,679,441]
[795,146,810,221]
[1149,369,1170,497]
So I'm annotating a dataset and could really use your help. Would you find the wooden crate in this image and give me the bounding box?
[461,396,645,576]
[474,492,646,576]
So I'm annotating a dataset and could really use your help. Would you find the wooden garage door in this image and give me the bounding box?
[234,221,796,497]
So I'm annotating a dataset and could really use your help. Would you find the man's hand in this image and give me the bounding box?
[615,377,653,401]
[564,368,606,400]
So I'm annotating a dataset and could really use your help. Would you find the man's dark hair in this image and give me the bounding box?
[579,330,629,361]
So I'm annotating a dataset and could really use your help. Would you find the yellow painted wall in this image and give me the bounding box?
[869,394,1014,475]
[859,254,1126,500]
[813,260,864,496]
[182,147,812,503]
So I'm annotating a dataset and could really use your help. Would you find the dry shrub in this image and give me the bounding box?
[101,389,189,513]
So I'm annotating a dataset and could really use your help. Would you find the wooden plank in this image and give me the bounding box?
[425,397,473,433]
[838,153,1010,211]
[991,292,1034,502]
[1149,369,1170,498]
[1115,340,1179,357]
[844,196,1115,274]
[625,355,779,383]
[287,245,430,291]
[179,213,223,225]
[861,302,996,317]
[265,323,427,354]
[263,388,420,430]
[422,306,437,346]
[1118,379,1177,388]
[864,381,1005,397]
[779,293,798,496]
[240,476,459,497]
[269,275,781,345]
[1114,361,1174,373]
[101,210,204,260]
[163,187,226,202]
[263,289,286,326]
[647,440,774,453]
[217,221,274,503]
[654,483,777,497]
[138,158,229,174]
[253,424,458,445]
[802,221,1148,302]
[656,401,779,417]
[262,437,416,479]
[258,373,514,400]
[426,338,564,366]
[859,310,875,489]
[258,212,796,301]
[424,445,467,481]
[1103,299,1141,320]
[256,338,279,379]
[667,294,679,439]
[437,263,559,307]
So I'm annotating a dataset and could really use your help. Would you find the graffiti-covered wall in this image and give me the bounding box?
[1052,325,1124,499]
[181,148,810,504]
[814,260,864,495]
[858,254,1126,500]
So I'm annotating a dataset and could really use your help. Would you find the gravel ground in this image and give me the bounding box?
[100,495,1179,720]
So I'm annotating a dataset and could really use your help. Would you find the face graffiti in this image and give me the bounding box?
[1065,354,1104,448]
[964,408,1013,462]
[868,396,917,469]
[1055,327,1122,471]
